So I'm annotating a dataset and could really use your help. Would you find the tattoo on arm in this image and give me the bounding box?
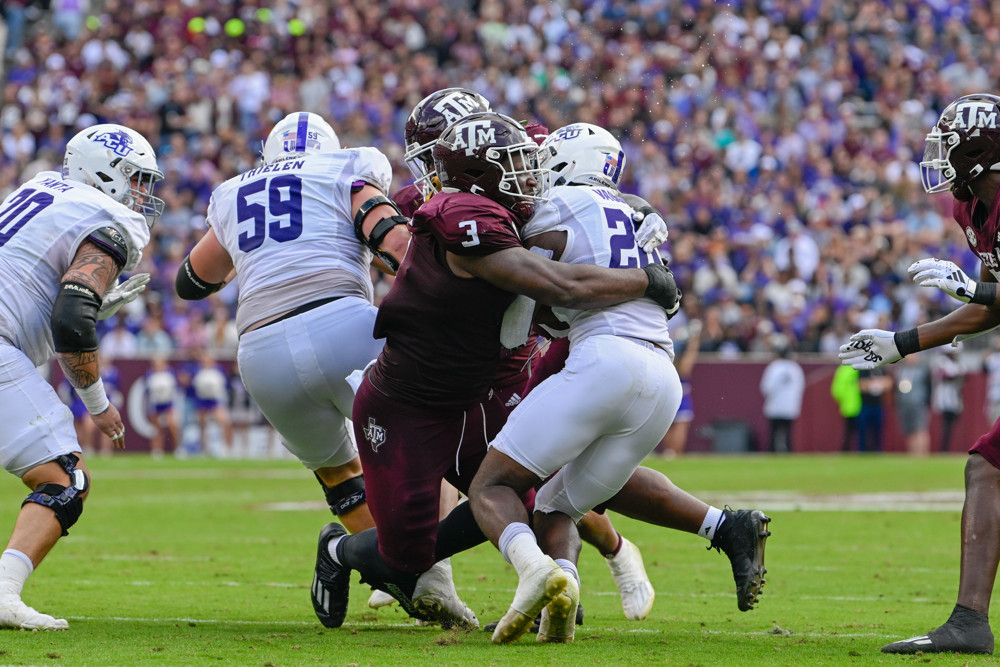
[63,241,120,296]
[58,349,99,388]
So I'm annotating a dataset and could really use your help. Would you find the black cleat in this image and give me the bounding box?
[709,508,771,611]
[484,602,584,634]
[882,605,994,654]
[312,523,350,628]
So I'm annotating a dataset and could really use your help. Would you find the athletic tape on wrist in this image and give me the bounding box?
[76,379,110,415]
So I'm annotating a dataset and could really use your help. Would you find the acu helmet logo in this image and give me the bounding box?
[93,130,135,157]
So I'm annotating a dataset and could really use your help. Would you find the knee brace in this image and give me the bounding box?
[317,474,366,516]
[22,454,89,536]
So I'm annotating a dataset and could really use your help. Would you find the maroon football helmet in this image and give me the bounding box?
[431,112,546,222]
[404,88,492,199]
[922,93,1000,201]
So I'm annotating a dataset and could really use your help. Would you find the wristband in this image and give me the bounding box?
[893,328,920,358]
[76,379,110,415]
[971,281,998,306]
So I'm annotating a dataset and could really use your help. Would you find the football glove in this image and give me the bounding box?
[838,329,901,370]
[621,193,669,254]
[909,258,979,303]
[98,272,150,320]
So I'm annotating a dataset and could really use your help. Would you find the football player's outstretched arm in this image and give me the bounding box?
[51,241,127,446]
[449,240,677,311]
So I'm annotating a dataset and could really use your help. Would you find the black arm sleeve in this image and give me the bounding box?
[175,256,225,300]
[51,281,101,353]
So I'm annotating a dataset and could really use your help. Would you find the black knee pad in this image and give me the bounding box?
[22,454,89,536]
[317,474,366,516]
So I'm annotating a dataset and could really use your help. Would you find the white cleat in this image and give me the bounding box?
[492,557,569,644]
[0,595,68,631]
[367,589,396,609]
[411,559,479,631]
[606,538,655,620]
[537,573,580,643]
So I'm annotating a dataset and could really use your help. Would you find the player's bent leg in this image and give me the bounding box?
[0,456,89,632]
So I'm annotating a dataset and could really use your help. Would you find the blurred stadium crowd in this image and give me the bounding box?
[0,0,994,357]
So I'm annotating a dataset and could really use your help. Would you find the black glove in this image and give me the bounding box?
[642,263,681,319]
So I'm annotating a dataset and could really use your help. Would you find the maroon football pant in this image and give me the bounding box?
[353,376,490,573]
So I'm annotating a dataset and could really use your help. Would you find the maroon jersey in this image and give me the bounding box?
[391,183,424,218]
[369,191,524,409]
[954,195,1000,278]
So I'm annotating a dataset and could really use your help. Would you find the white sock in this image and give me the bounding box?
[499,524,545,575]
[0,549,33,597]
[326,536,344,565]
[554,558,579,586]
[698,506,725,542]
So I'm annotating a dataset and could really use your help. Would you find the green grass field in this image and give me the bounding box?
[0,453,994,666]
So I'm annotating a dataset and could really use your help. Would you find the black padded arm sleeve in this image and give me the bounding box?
[176,256,225,300]
[51,281,101,353]
[85,226,129,269]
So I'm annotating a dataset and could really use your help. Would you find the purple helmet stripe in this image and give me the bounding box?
[611,150,624,184]
[296,112,309,152]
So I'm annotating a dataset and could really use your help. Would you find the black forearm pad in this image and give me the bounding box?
[972,281,998,306]
[894,328,920,357]
[642,263,679,311]
[51,281,101,353]
[86,226,128,269]
[176,256,224,300]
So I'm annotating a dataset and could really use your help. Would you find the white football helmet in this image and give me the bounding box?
[262,112,340,164]
[63,124,164,226]
[537,123,626,189]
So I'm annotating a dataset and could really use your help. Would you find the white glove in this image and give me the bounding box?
[98,273,150,320]
[908,257,978,303]
[634,209,669,254]
[838,329,901,370]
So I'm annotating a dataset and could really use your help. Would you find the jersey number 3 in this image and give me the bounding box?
[237,175,303,252]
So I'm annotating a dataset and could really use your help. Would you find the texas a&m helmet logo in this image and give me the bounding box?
[947,100,999,132]
[93,129,135,157]
[449,119,497,155]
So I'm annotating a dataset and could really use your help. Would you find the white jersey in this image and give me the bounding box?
[522,184,674,357]
[0,171,149,366]
[207,148,393,333]
[146,369,177,405]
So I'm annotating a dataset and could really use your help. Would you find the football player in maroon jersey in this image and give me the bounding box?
[312,112,681,630]
[841,93,1000,655]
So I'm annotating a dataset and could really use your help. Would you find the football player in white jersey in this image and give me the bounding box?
[0,123,163,630]
[174,112,472,628]
[470,124,770,644]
